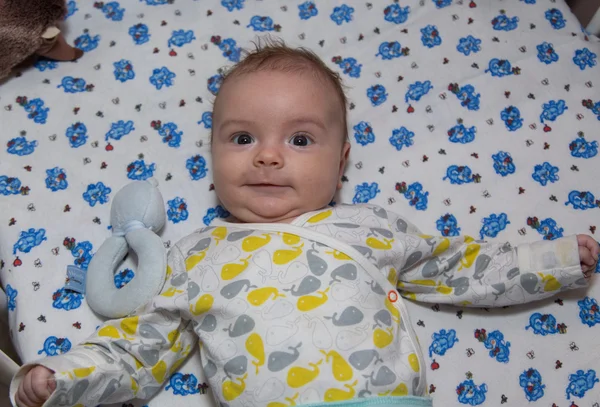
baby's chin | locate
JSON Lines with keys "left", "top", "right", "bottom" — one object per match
{"left": 228, "top": 198, "right": 318, "bottom": 224}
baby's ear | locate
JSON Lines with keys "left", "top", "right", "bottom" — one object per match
{"left": 337, "top": 142, "right": 351, "bottom": 189}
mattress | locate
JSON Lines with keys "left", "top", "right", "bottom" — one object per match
{"left": 1, "top": 0, "right": 599, "bottom": 405}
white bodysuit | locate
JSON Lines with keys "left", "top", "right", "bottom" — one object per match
{"left": 10, "top": 204, "right": 585, "bottom": 407}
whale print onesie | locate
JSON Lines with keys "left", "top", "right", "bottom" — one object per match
{"left": 10, "top": 204, "right": 585, "bottom": 407}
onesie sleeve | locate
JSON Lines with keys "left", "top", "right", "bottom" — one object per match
{"left": 384, "top": 210, "right": 587, "bottom": 307}
{"left": 10, "top": 245, "right": 198, "bottom": 407}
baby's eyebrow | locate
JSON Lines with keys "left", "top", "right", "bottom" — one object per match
{"left": 286, "top": 116, "right": 327, "bottom": 131}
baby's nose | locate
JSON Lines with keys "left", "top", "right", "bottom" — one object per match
{"left": 254, "top": 146, "right": 283, "bottom": 168}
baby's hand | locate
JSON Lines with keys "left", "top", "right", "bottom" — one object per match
{"left": 15, "top": 365, "right": 55, "bottom": 407}
{"left": 577, "top": 234, "right": 599, "bottom": 280}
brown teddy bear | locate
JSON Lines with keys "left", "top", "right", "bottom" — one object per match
{"left": 0, "top": 0, "right": 83, "bottom": 80}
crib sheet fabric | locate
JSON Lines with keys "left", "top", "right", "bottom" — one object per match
{"left": 1, "top": 0, "right": 599, "bottom": 406}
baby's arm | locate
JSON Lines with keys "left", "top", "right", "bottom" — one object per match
{"left": 11, "top": 245, "right": 197, "bottom": 407}
{"left": 386, "top": 212, "right": 591, "bottom": 307}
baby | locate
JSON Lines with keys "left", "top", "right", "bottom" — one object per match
{"left": 13, "top": 41, "right": 599, "bottom": 407}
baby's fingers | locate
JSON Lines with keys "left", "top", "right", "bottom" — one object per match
{"left": 577, "top": 235, "right": 599, "bottom": 260}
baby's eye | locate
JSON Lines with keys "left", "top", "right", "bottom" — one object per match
{"left": 232, "top": 133, "right": 254, "bottom": 145}
{"left": 289, "top": 133, "right": 313, "bottom": 147}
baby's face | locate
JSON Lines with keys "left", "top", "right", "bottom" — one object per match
{"left": 212, "top": 70, "right": 350, "bottom": 223}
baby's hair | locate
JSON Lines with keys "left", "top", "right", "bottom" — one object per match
{"left": 212, "top": 36, "right": 349, "bottom": 141}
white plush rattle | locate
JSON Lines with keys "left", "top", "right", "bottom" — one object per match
{"left": 84, "top": 178, "right": 167, "bottom": 319}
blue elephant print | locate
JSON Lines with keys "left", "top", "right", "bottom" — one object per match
{"left": 429, "top": 329, "right": 458, "bottom": 357}
{"left": 519, "top": 368, "right": 545, "bottom": 401}
{"left": 566, "top": 369, "right": 599, "bottom": 399}
{"left": 66, "top": 0, "right": 78, "bottom": 18}
{"left": 352, "top": 182, "right": 380, "bottom": 204}
{"left": 57, "top": 76, "right": 91, "bottom": 93}
{"left": 444, "top": 165, "right": 478, "bottom": 185}
{"left": 447, "top": 123, "right": 476, "bottom": 144}
{"left": 65, "top": 122, "right": 88, "bottom": 148}
{"left": 207, "top": 74, "right": 224, "bottom": 95}
{"left": 67, "top": 240, "right": 94, "bottom": 270}
{"left": 106, "top": 120, "right": 135, "bottom": 141}
{"left": 74, "top": 32, "right": 101, "bottom": 52}
{"left": 13, "top": 228, "right": 47, "bottom": 255}
{"left": 456, "top": 35, "right": 481, "bottom": 56}
{"left": 211, "top": 36, "right": 242, "bottom": 63}
{"left": 114, "top": 269, "right": 135, "bottom": 289}
{"left": 165, "top": 373, "right": 201, "bottom": 396}
{"left": 500, "top": 106, "right": 523, "bottom": 131}
{"left": 330, "top": 4, "right": 354, "bottom": 25}
{"left": 474, "top": 329, "right": 510, "bottom": 363}
{"left": 0, "top": 176, "right": 23, "bottom": 196}
{"left": 168, "top": 29, "right": 196, "bottom": 48}
{"left": 187, "top": 155, "right": 208, "bottom": 180}
{"left": 203, "top": 205, "right": 230, "bottom": 226}
{"left": 353, "top": 121, "right": 375, "bottom": 146}
{"left": 491, "top": 14, "right": 519, "bottom": 31}
{"left": 367, "top": 84, "right": 388, "bottom": 106}
{"left": 436, "top": 214, "right": 461, "bottom": 236}
{"left": 433, "top": 0, "right": 452, "bottom": 8}
{"left": 221, "top": 0, "right": 244, "bottom": 12}
{"left": 479, "top": 213, "right": 510, "bottom": 239}
{"left": 420, "top": 25, "right": 441, "bottom": 48}
{"left": 94, "top": 1, "right": 125, "bottom": 21}
{"left": 545, "top": 8, "right": 566, "bottom": 29}
{"left": 537, "top": 42, "right": 559, "bottom": 64}
{"left": 573, "top": 48, "right": 597, "bottom": 70}
{"left": 525, "top": 312, "right": 560, "bottom": 335}
{"left": 389, "top": 126, "right": 414, "bottom": 151}
{"left": 151, "top": 121, "right": 183, "bottom": 148}
{"left": 167, "top": 197, "right": 189, "bottom": 224}
{"left": 456, "top": 379, "right": 487, "bottom": 406}
{"left": 129, "top": 23, "right": 150, "bottom": 45}
{"left": 565, "top": 190, "right": 598, "bottom": 210}
{"left": 34, "top": 59, "right": 58, "bottom": 71}
{"left": 397, "top": 182, "right": 429, "bottom": 211}
{"left": 332, "top": 56, "right": 362, "bottom": 78}
{"left": 6, "top": 285, "right": 17, "bottom": 311}
{"left": 577, "top": 297, "right": 600, "bottom": 327}
{"left": 540, "top": 99, "right": 567, "bottom": 125}
{"left": 7, "top": 136, "right": 37, "bottom": 156}
{"left": 38, "top": 336, "right": 72, "bottom": 356}
{"left": 520, "top": 0, "right": 536, "bottom": 3}
{"left": 198, "top": 112, "right": 213, "bottom": 129}
{"left": 83, "top": 182, "right": 112, "bottom": 206}
{"left": 45, "top": 167, "right": 68, "bottom": 192}
{"left": 383, "top": 4, "right": 410, "bottom": 24}
{"left": 405, "top": 80, "right": 432, "bottom": 103}
{"left": 570, "top": 136, "right": 598, "bottom": 159}
{"left": 298, "top": 1, "right": 317, "bottom": 20}
{"left": 16, "top": 96, "right": 49, "bottom": 124}
{"left": 527, "top": 217, "right": 564, "bottom": 240}
{"left": 52, "top": 288, "right": 83, "bottom": 311}
{"left": 581, "top": 98, "right": 600, "bottom": 120}
{"left": 113, "top": 59, "right": 135, "bottom": 82}
{"left": 531, "top": 162, "right": 559, "bottom": 186}
{"left": 248, "top": 16, "right": 278, "bottom": 32}
{"left": 376, "top": 41, "right": 408, "bottom": 60}
{"left": 150, "top": 67, "right": 176, "bottom": 90}
{"left": 492, "top": 151, "right": 516, "bottom": 176}
{"left": 486, "top": 58, "right": 519, "bottom": 77}
{"left": 127, "top": 160, "right": 156, "bottom": 181}
{"left": 448, "top": 83, "right": 480, "bottom": 111}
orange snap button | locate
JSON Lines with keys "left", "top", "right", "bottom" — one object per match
{"left": 388, "top": 290, "right": 398, "bottom": 302}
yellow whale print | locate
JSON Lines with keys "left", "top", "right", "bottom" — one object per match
{"left": 242, "top": 234, "right": 272, "bottom": 252}
{"left": 267, "top": 393, "right": 299, "bottom": 407}
{"left": 307, "top": 209, "right": 332, "bottom": 224}
{"left": 185, "top": 250, "right": 207, "bottom": 271}
{"left": 409, "top": 279, "right": 453, "bottom": 295}
{"left": 408, "top": 353, "right": 420, "bottom": 372}
{"left": 325, "top": 249, "right": 352, "bottom": 261}
{"left": 320, "top": 350, "right": 353, "bottom": 381}
{"left": 222, "top": 255, "right": 252, "bottom": 280}
{"left": 298, "top": 287, "right": 330, "bottom": 312}
{"left": 65, "top": 366, "right": 96, "bottom": 381}
{"left": 246, "top": 333, "right": 265, "bottom": 374}
{"left": 287, "top": 360, "right": 323, "bottom": 388}
{"left": 458, "top": 243, "right": 480, "bottom": 271}
{"left": 387, "top": 268, "right": 397, "bottom": 285}
{"left": 152, "top": 360, "right": 168, "bottom": 383}
{"left": 189, "top": 294, "right": 213, "bottom": 316}
{"left": 279, "top": 232, "right": 301, "bottom": 246}
{"left": 222, "top": 373, "right": 248, "bottom": 401}
{"left": 212, "top": 227, "right": 227, "bottom": 244}
{"left": 161, "top": 287, "right": 184, "bottom": 298}
{"left": 274, "top": 243, "right": 304, "bottom": 265}
{"left": 324, "top": 380, "right": 358, "bottom": 402}
{"left": 373, "top": 327, "right": 394, "bottom": 348}
{"left": 432, "top": 237, "right": 450, "bottom": 257}
{"left": 366, "top": 237, "right": 394, "bottom": 250}
{"left": 378, "top": 383, "right": 408, "bottom": 397}
{"left": 98, "top": 325, "right": 134, "bottom": 341}
{"left": 538, "top": 273, "right": 561, "bottom": 291}
{"left": 248, "top": 287, "right": 286, "bottom": 306}
{"left": 120, "top": 316, "right": 139, "bottom": 336}
{"left": 384, "top": 297, "right": 400, "bottom": 323}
